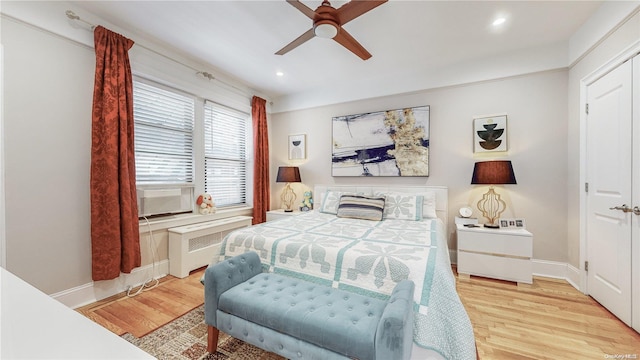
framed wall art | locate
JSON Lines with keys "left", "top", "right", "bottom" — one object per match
{"left": 474, "top": 114, "right": 507, "bottom": 153}
{"left": 331, "top": 105, "right": 430, "bottom": 177}
{"left": 288, "top": 134, "right": 306, "bottom": 160}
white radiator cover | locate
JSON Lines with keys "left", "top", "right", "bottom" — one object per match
{"left": 167, "top": 216, "right": 252, "bottom": 278}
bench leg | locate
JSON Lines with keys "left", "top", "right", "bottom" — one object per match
{"left": 207, "top": 326, "right": 220, "bottom": 353}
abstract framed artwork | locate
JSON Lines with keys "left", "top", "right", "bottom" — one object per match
{"left": 473, "top": 114, "right": 507, "bottom": 153}
{"left": 332, "top": 105, "right": 429, "bottom": 177}
{"left": 288, "top": 134, "right": 306, "bottom": 160}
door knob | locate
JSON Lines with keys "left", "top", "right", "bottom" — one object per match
{"left": 633, "top": 206, "right": 640, "bottom": 216}
{"left": 609, "top": 204, "right": 632, "bottom": 212}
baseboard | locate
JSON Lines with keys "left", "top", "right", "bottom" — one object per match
{"left": 53, "top": 257, "right": 584, "bottom": 309}
{"left": 452, "top": 256, "right": 582, "bottom": 291}
{"left": 51, "top": 259, "right": 169, "bottom": 309}
{"left": 532, "top": 259, "right": 567, "bottom": 279}
{"left": 565, "top": 263, "right": 582, "bottom": 292}
{"left": 532, "top": 259, "right": 582, "bottom": 292}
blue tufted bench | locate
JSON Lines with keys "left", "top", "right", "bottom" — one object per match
{"left": 204, "top": 251, "right": 415, "bottom": 360}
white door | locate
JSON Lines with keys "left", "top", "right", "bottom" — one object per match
{"left": 632, "top": 55, "right": 640, "bottom": 332}
{"left": 586, "top": 59, "right": 633, "bottom": 326}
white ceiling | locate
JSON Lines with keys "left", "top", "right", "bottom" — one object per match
{"left": 70, "top": 1, "right": 603, "bottom": 112}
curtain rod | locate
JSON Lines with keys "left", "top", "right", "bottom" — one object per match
{"left": 65, "top": 10, "right": 248, "bottom": 96}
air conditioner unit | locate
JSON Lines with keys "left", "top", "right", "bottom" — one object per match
{"left": 137, "top": 185, "right": 194, "bottom": 217}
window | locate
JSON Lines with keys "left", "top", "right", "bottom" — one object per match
{"left": 204, "top": 101, "right": 249, "bottom": 207}
{"left": 133, "top": 80, "right": 194, "bottom": 185}
{"left": 133, "top": 78, "right": 251, "bottom": 213}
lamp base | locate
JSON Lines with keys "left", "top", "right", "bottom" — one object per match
{"left": 477, "top": 186, "right": 507, "bottom": 229}
{"left": 284, "top": 209, "right": 293, "bottom": 213}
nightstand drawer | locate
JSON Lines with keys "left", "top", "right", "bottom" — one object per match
{"left": 458, "top": 251, "right": 532, "bottom": 283}
{"left": 458, "top": 231, "right": 531, "bottom": 258}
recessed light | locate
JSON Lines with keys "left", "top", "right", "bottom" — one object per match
{"left": 492, "top": 17, "right": 506, "bottom": 26}
{"left": 276, "top": 71, "right": 284, "bottom": 77}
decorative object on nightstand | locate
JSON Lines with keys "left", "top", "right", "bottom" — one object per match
{"left": 499, "top": 218, "right": 526, "bottom": 229}
{"left": 471, "top": 160, "right": 517, "bottom": 228}
{"left": 300, "top": 190, "right": 313, "bottom": 211}
{"left": 276, "top": 166, "right": 301, "bottom": 212}
{"left": 455, "top": 206, "right": 478, "bottom": 225}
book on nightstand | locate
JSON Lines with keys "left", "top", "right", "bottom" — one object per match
{"left": 454, "top": 216, "right": 479, "bottom": 225}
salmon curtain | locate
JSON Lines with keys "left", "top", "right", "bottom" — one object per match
{"left": 252, "top": 96, "right": 270, "bottom": 224}
{"left": 90, "top": 26, "right": 141, "bottom": 281}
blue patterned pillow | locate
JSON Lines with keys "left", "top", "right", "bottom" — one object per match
{"left": 336, "top": 195, "right": 385, "bottom": 221}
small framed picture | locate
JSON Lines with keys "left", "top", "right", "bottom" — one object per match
{"left": 473, "top": 114, "right": 508, "bottom": 153}
{"left": 288, "top": 134, "right": 306, "bottom": 160}
{"left": 499, "top": 218, "right": 526, "bottom": 229}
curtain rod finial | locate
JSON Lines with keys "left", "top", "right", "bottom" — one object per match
{"left": 197, "top": 71, "right": 215, "bottom": 81}
{"left": 65, "top": 10, "right": 80, "bottom": 20}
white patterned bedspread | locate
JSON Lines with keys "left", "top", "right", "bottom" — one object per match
{"left": 219, "top": 211, "right": 476, "bottom": 360}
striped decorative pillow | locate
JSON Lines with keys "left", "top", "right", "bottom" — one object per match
{"left": 336, "top": 195, "right": 385, "bottom": 221}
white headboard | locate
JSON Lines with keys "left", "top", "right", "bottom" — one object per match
{"left": 313, "top": 185, "right": 448, "bottom": 231}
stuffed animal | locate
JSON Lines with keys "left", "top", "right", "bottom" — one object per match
{"left": 196, "top": 193, "right": 216, "bottom": 215}
{"left": 300, "top": 191, "right": 313, "bottom": 211}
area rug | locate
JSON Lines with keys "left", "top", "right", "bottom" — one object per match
{"left": 122, "top": 305, "right": 284, "bottom": 360}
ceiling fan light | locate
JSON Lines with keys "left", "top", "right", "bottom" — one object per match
{"left": 314, "top": 23, "right": 338, "bottom": 39}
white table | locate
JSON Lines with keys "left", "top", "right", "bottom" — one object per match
{"left": 456, "top": 224, "right": 533, "bottom": 285}
{"left": 1, "top": 268, "right": 154, "bottom": 359}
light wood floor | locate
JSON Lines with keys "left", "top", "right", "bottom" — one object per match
{"left": 454, "top": 269, "right": 640, "bottom": 359}
{"left": 77, "top": 269, "right": 205, "bottom": 337}
{"left": 79, "top": 267, "right": 640, "bottom": 359}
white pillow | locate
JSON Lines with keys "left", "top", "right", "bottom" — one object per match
{"left": 375, "top": 191, "right": 437, "bottom": 219}
{"left": 422, "top": 191, "right": 437, "bottom": 218}
{"left": 379, "top": 193, "right": 423, "bottom": 220}
{"left": 320, "top": 190, "right": 355, "bottom": 215}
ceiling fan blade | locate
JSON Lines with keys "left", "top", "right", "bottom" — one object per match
{"left": 336, "top": 0, "right": 387, "bottom": 25}
{"left": 333, "top": 28, "right": 372, "bottom": 60}
{"left": 286, "top": 0, "right": 317, "bottom": 19}
{"left": 275, "top": 28, "right": 316, "bottom": 55}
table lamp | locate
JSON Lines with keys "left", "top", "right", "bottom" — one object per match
{"left": 471, "top": 160, "right": 517, "bottom": 228}
{"left": 276, "top": 166, "right": 301, "bottom": 212}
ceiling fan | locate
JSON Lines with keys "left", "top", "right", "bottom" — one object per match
{"left": 275, "top": 0, "right": 388, "bottom": 60}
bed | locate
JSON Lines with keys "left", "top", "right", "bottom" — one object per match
{"left": 218, "top": 185, "right": 476, "bottom": 360}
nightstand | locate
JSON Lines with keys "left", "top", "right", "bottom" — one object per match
{"left": 266, "top": 209, "right": 305, "bottom": 222}
{"left": 456, "top": 224, "right": 533, "bottom": 285}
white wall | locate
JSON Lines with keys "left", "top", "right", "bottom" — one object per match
{"left": 2, "top": 17, "right": 95, "bottom": 294}
{"left": 0, "top": 2, "right": 259, "bottom": 305}
{"left": 270, "top": 70, "right": 569, "bottom": 263}
{"left": 1, "top": 44, "right": 6, "bottom": 269}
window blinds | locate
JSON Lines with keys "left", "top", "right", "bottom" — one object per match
{"left": 204, "top": 101, "right": 248, "bottom": 207}
{"left": 133, "top": 81, "right": 195, "bottom": 185}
